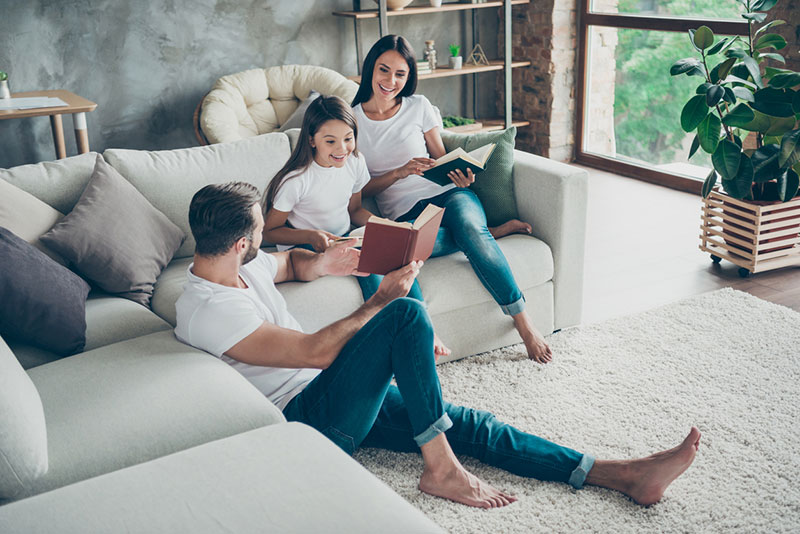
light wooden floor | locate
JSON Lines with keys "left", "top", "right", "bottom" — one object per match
{"left": 578, "top": 165, "right": 800, "bottom": 325}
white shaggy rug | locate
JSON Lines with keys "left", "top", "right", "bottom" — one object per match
{"left": 354, "top": 288, "right": 800, "bottom": 533}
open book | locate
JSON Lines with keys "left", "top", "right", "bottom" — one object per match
{"left": 356, "top": 204, "right": 445, "bottom": 275}
{"left": 422, "top": 143, "right": 496, "bottom": 186}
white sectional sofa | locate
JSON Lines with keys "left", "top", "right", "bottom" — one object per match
{"left": 0, "top": 131, "right": 588, "bottom": 532}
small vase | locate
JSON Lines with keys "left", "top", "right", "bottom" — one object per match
{"left": 429, "top": 0, "right": 442, "bottom": 6}
{"left": 0, "top": 80, "right": 10, "bottom": 100}
{"left": 449, "top": 56, "right": 462, "bottom": 70}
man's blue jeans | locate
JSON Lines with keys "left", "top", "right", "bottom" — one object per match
{"left": 360, "top": 188, "right": 526, "bottom": 316}
{"left": 282, "top": 298, "right": 594, "bottom": 488}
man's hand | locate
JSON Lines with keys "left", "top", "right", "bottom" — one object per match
{"left": 306, "top": 230, "right": 339, "bottom": 252}
{"left": 318, "top": 238, "right": 361, "bottom": 276}
{"left": 447, "top": 168, "right": 475, "bottom": 188}
{"left": 369, "top": 261, "right": 422, "bottom": 307}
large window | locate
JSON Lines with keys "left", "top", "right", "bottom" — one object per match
{"left": 577, "top": 0, "right": 748, "bottom": 191}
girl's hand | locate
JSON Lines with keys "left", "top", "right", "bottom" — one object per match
{"left": 397, "top": 158, "right": 435, "bottom": 180}
{"left": 447, "top": 168, "right": 475, "bottom": 188}
{"left": 307, "top": 230, "right": 339, "bottom": 252}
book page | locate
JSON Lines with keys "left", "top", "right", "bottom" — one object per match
{"left": 412, "top": 204, "right": 444, "bottom": 230}
{"left": 467, "top": 143, "right": 495, "bottom": 166}
{"left": 432, "top": 147, "right": 468, "bottom": 167}
{"left": 367, "top": 215, "right": 413, "bottom": 229}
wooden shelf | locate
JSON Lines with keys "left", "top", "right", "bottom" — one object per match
{"left": 333, "top": 0, "right": 530, "bottom": 19}
{"left": 347, "top": 60, "right": 530, "bottom": 82}
{"left": 444, "top": 119, "right": 531, "bottom": 133}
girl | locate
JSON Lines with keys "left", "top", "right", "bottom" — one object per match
{"left": 262, "top": 95, "right": 450, "bottom": 357}
{"left": 351, "top": 35, "right": 553, "bottom": 363}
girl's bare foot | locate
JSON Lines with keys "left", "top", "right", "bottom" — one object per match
{"left": 489, "top": 219, "right": 532, "bottom": 240}
{"left": 512, "top": 311, "right": 552, "bottom": 363}
{"left": 434, "top": 333, "right": 451, "bottom": 360}
{"left": 419, "top": 464, "right": 517, "bottom": 509}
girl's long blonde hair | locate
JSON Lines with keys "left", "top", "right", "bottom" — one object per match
{"left": 264, "top": 95, "right": 359, "bottom": 212}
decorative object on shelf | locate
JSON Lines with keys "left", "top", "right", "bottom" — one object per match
{"left": 465, "top": 44, "right": 490, "bottom": 66}
{"left": 448, "top": 43, "right": 462, "bottom": 70}
{"left": 442, "top": 115, "right": 476, "bottom": 129}
{"left": 429, "top": 0, "right": 443, "bottom": 6}
{"left": 417, "top": 59, "right": 432, "bottom": 75}
{"left": 423, "top": 40, "right": 438, "bottom": 71}
{"left": 372, "top": 0, "right": 413, "bottom": 10}
{"left": 668, "top": 0, "right": 800, "bottom": 277}
{"left": 0, "top": 71, "right": 10, "bottom": 100}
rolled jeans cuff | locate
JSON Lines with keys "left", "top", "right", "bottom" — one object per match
{"left": 500, "top": 295, "right": 526, "bottom": 316}
{"left": 413, "top": 413, "right": 453, "bottom": 447}
{"left": 568, "top": 453, "right": 595, "bottom": 489}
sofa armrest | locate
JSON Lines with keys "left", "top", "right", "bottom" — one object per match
{"left": 512, "top": 150, "right": 588, "bottom": 329}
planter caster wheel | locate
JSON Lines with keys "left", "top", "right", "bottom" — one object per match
{"left": 738, "top": 267, "right": 751, "bottom": 278}
{"left": 710, "top": 254, "right": 721, "bottom": 264}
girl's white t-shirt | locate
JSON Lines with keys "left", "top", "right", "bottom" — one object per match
{"left": 175, "top": 251, "right": 320, "bottom": 410}
{"left": 353, "top": 95, "right": 455, "bottom": 220}
{"left": 271, "top": 154, "right": 371, "bottom": 251}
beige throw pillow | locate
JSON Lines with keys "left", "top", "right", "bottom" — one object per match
{"left": 0, "top": 179, "right": 65, "bottom": 264}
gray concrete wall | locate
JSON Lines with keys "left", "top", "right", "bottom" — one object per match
{"left": 0, "top": 0, "right": 502, "bottom": 169}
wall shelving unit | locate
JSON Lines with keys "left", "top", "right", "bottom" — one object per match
{"left": 333, "top": 0, "right": 530, "bottom": 133}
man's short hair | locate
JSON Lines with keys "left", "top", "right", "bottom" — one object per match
{"left": 188, "top": 182, "right": 261, "bottom": 256}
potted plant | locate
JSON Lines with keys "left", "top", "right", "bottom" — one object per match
{"left": 670, "top": 0, "right": 800, "bottom": 277}
{"left": 448, "top": 44, "right": 462, "bottom": 70}
{"left": 0, "top": 71, "right": 10, "bottom": 99}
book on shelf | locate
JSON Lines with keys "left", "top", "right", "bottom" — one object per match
{"left": 416, "top": 59, "right": 432, "bottom": 74}
{"left": 356, "top": 204, "right": 445, "bottom": 275}
{"left": 421, "top": 143, "right": 496, "bottom": 186}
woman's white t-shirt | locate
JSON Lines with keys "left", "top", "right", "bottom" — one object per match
{"left": 271, "top": 154, "right": 371, "bottom": 251}
{"left": 174, "top": 251, "right": 320, "bottom": 410}
{"left": 353, "top": 95, "right": 455, "bottom": 220}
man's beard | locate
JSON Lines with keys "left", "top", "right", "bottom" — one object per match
{"left": 242, "top": 241, "right": 258, "bottom": 265}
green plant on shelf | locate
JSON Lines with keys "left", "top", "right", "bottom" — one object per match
{"left": 0, "top": 71, "right": 7, "bottom": 81}
{"left": 669, "top": 0, "right": 800, "bottom": 202}
{"left": 448, "top": 44, "right": 460, "bottom": 58}
{"left": 442, "top": 116, "right": 475, "bottom": 128}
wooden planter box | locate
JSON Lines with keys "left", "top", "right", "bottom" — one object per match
{"left": 700, "top": 190, "right": 800, "bottom": 277}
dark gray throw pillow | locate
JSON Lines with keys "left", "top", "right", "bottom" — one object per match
{"left": 40, "top": 155, "right": 185, "bottom": 307}
{"left": 0, "top": 227, "right": 90, "bottom": 356}
{"left": 279, "top": 91, "right": 321, "bottom": 132}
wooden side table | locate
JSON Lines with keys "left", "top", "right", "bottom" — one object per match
{"left": 0, "top": 90, "right": 97, "bottom": 159}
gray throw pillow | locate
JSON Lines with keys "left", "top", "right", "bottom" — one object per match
{"left": 0, "top": 227, "right": 90, "bottom": 356}
{"left": 40, "top": 155, "right": 185, "bottom": 307}
{"left": 0, "top": 335, "right": 48, "bottom": 499}
{"left": 278, "top": 91, "right": 320, "bottom": 132}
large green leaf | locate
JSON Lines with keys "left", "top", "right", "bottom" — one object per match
{"left": 758, "top": 52, "right": 786, "bottom": 64}
{"left": 698, "top": 113, "right": 722, "bottom": 153}
{"left": 752, "top": 87, "right": 794, "bottom": 117}
{"left": 689, "top": 135, "right": 701, "bottom": 159}
{"left": 743, "top": 109, "right": 773, "bottom": 132}
{"left": 723, "top": 74, "right": 757, "bottom": 89}
{"left": 681, "top": 95, "right": 709, "bottom": 132}
{"left": 701, "top": 168, "right": 718, "bottom": 198}
{"left": 696, "top": 82, "right": 713, "bottom": 94}
{"left": 752, "top": 0, "right": 779, "bottom": 11}
{"left": 777, "top": 168, "right": 800, "bottom": 201}
{"left": 722, "top": 103, "right": 756, "bottom": 127}
{"left": 706, "top": 85, "right": 724, "bottom": 107}
{"left": 780, "top": 130, "right": 800, "bottom": 168}
{"left": 794, "top": 90, "right": 800, "bottom": 114}
{"left": 766, "top": 116, "right": 798, "bottom": 136}
{"left": 693, "top": 26, "right": 714, "bottom": 50}
{"left": 712, "top": 140, "right": 742, "bottom": 180}
{"left": 751, "top": 144, "right": 781, "bottom": 182}
{"left": 723, "top": 87, "right": 737, "bottom": 105}
{"left": 670, "top": 58, "right": 702, "bottom": 76}
{"left": 742, "top": 56, "right": 764, "bottom": 88}
{"left": 707, "top": 37, "right": 730, "bottom": 56}
{"left": 743, "top": 12, "right": 768, "bottom": 22}
{"left": 755, "top": 33, "right": 787, "bottom": 51}
{"left": 721, "top": 154, "right": 754, "bottom": 199}
{"left": 713, "top": 58, "right": 737, "bottom": 83}
{"left": 733, "top": 86, "right": 755, "bottom": 102}
{"left": 769, "top": 73, "right": 800, "bottom": 89}
{"left": 755, "top": 20, "right": 785, "bottom": 38}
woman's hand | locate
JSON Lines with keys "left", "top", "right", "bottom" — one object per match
{"left": 306, "top": 230, "right": 340, "bottom": 252}
{"left": 447, "top": 168, "right": 475, "bottom": 188}
{"left": 396, "top": 158, "right": 435, "bottom": 180}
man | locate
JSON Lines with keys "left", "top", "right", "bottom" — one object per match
{"left": 175, "top": 182, "right": 701, "bottom": 509}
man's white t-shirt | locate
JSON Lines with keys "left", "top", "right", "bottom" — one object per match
{"left": 353, "top": 95, "right": 455, "bottom": 221}
{"left": 271, "top": 154, "right": 371, "bottom": 251}
{"left": 174, "top": 251, "right": 320, "bottom": 410}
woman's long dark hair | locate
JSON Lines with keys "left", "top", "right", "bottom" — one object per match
{"left": 264, "top": 95, "right": 359, "bottom": 211}
{"left": 351, "top": 34, "right": 417, "bottom": 107}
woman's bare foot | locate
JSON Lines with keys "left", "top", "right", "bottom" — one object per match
{"left": 419, "top": 464, "right": 517, "bottom": 509}
{"left": 512, "top": 311, "right": 552, "bottom": 363}
{"left": 434, "top": 333, "right": 452, "bottom": 360}
{"left": 489, "top": 219, "right": 532, "bottom": 240}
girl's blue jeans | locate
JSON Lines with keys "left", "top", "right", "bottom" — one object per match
{"left": 282, "top": 298, "right": 594, "bottom": 489}
{"left": 359, "top": 188, "right": 526, "bottom": 316}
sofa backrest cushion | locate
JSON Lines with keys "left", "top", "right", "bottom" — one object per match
{"left": 0, "top": 178, "right": 66, "bottom": 264}
{"left": 0, "top": 335, "right": 48, "bottom": 499}
{"left": 104, "top": 133, "right": 292, "bottom": 258}
{"left": 0, "top": 152, "right": 98, "bottom": 215}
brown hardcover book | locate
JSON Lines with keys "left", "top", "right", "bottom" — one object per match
{"left": 357, "top": 204, "right": 445, "bottom": 275}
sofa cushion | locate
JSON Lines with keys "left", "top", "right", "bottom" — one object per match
{"left": 278, "top": 90, "right": 320, "bottom": 131}
{"left": 0, "top": 336, "right": 48, "bottom": 500}
{"left": 16, "top": 330, "right": 284, "bottom": 499}
{"left": 0, "top": 178, "right": 65, "bottom": 264}
{"left": 0, "top": 228, "right": 90, "bottom": 356}
{"left": 10, "top": 293, "right": 173, "bottom": 370}
{"left": 441, "top": 127, "right": 519, "bottom": 227}
{"left": 40, "top": 156, "right": 185, "bottom": 307}
{"left": 151, "top": 257, "right": 192, "bottom": 326}
{"left": 0, "top": 423, "right": 444, "bottom": 533}
{"left": 104, "top": 133, "right": 292, "bottom": 258}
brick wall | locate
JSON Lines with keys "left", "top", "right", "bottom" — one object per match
{"left": 769, "top": 1, "right": 799, "bottom": 75}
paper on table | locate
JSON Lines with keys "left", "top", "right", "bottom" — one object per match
{"left": 0, "top": 97, "right": 69, "bottom": 110}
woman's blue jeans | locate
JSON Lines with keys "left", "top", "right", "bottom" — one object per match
{"left": 361, "top": 188, "right": 526, "bottom": 316}
{"left": 282, "top": 298, "right": 594, "bottom": 488}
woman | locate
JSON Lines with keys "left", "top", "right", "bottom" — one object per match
{"left": 352, "top": 34, "right": 552, "bottom": 363}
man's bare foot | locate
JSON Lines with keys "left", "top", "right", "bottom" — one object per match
{"left": 419, "top": 464, "right": 517, "bottom": 509}
{"left": 489, "top": 219, "right": 532, "bottom": 240}
{"left": 512, "top": 311, "right": 552, "bottom": 363}
{"left": 434, "top": 333, "right": 451, "bottom": 360}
